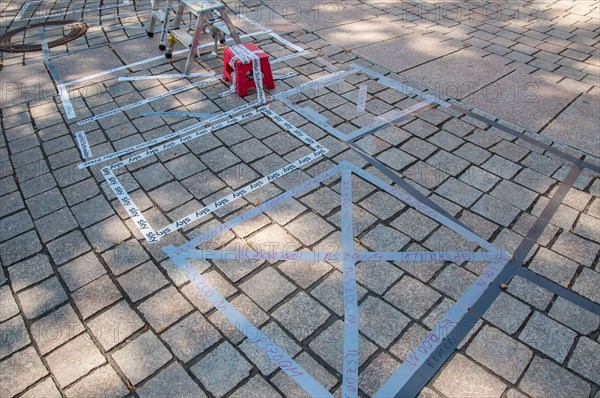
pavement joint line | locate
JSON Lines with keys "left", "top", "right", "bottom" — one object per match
{"left": 38, "top": 28, "right": 77, "bottom": 119}
{"left": 103, "top": 107, "right": 328, "bottom": 243}
{"left": 165, "top": 160, "right": 508, "bottom": 397}
{"left": 379, "top": 163, "right": 583, "bottom": 397}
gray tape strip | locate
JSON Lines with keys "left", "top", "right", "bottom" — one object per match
{"left": 164, "top": 250, "right": 334, "bottom": 398}
{"left": 516, "top": 268, "right": 599, "bottom": 316}
{"left": 316, "top": 56, "right": 340, "bottom": 72}
{"left": 347, "top": 101, "right": 432, "bottom": 141}
{"left": 344, "top": 160, "right": 507, "bottom": 257}
{"left": 77, "top": 77, "right": 219, "bottom": 125}
{"left": 38, "top": 29, "right": 76, "bottom": 119}
{"left": 451, "top": 105, "right": 600, "bottom": 174}
{"left": 351, "top": 63, "right": 450, "bottom": 108}
{"left": 355, "top": 84, "right": 367, "bottom": 114}
{"left": 188, "top": 250, "right": 492, "bottom": 263}
{"left": 376, "top": 165, "right": 582, "bottom": 398}
{"left": 174, "top": 164, "right": 342, "bottom": 253}
{"left": 340, "top": 168, "right": 359, "bottom": 398}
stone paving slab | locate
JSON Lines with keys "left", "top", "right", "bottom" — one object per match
{"left": 352, "top": 32, "right": 462, "bottom": 73}
{"left": 542, "top": 90, "right": 600, "bottom": 157}
{"left": 0, "top": 1, "right": 599, "bottom": 397}
{"left": 464, "top": 69, "right": 581, "bottom": 132}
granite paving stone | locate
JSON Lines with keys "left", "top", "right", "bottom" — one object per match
{"left": 240, "top": 267, "right": 296, "bottom": 311}
{"left": 34, "top": 207, "right": 79, "bottom": 242}
{"left": 551, "top": 231, "right": 599, "bottom": 267}
{"left": 30, "top": 304, "right": 85, "bottom": 355}
{"left": 467, "top": 326, "right": 533, "bottom": 383}
{"left": 230, "top": 375, "right": 281, "bottom": 398}
{"left": 7, "top": 254, "right": 54, "bottom": 292}
{"left": 138, "top": 286, "right": 192, "bottom": 330}
{"left": 17, "top": 276, "right": 68, "bottom": 320}
{"left": 490, "top": 180, "right": 538, "bottom": 210}
{"left": 286, "top": 212, "right": 335, "bottom": 246}
{"left": 45, "top": 230, "right": 90, "bottom": 265}
{"left": 162, "top": 311, "right": 221, "bottom": 362}
{"left": 567, "top": 337, "right": 600, "bottom": 385}
{"left": 472, "top": 194, "right": 521, "bottom": 227}
{"left": 59, "top": 252, "right": 106, "bottom": 292}
{"left": 355, "top": 260, "right": 403, "bottom": 295}
{"left": 45, "top": 333, "right": 106, "bottom": 388}
{"left": 0, "top": 347, "right": 48, "bottom": 398}
{"left": 239, "top": 322, "right": 301, "bottom": 376}
{"left": 506, "top": 275, "right": 554, "bottom": 310}
{"left": 190, "top": 341, "right": 252, "bottom": 396}
{"left": 359, "top": 352, "right": 401, "bottom": 396}
{"left": 0, "top": 315, "right": 30, "bottom": 359}
{"left": 548, "top": 297, "right": 600, "bottom": 335}
{"left": 117, "top": 261, "right": 169, "bottom": 303}
{"left": 20, "top": 378, "right": 61, "bottom": 398}
{"left": 483, "top": 292, "right": 531, "bottom": 334}
{"left": 101, "top": 239, "right": 150, "bottom": 276}
{"left": 311, "top": 270, "right": 366, "bottom": 316}
{"left": 72, "top": 274, "right": 122, "bottom": 319}
{"left": 84, "top": 216, "right": 131, "bottom": 252}
{"left": 359, "top": 296, "right": 411, "bottom": 348}
{"left": 571, "top": 267, "right": 600, "bottom": 304}
{"left": 519, "top": 312, "right": 577, "bottom": 363}
{"left": 309, "top": 319, "right": 378, "bottom": 373}
{"left": 138, "top": 363, "right": 206, "bottom": 398}
{"left": 87, "top": 300, "right": 145, "bottom": 351}
{"left": 0, "top": 285, "right": 20, "bottom": 321}
{"left": 519, "top": 357, "right": 591, "bottom": 398}
{"left": 112, "top": 331, "right": 172, "bottom": 385}
{"left": 207, "top": 294, "right": 268, "bottom": 344}
{"left": 433, "top": 354, "right": 507, "bottom": 398}
{"left": 272, "top": 291, "right": 330, "bottom": 341}
{"left": 527, "top": 247, "right": 579, "bottom": 287}
{"left": 64, "top": 365, "right": 128, "bottom": 398}
{"left": 385, "top": 275, "right": 441, "bottom": 319}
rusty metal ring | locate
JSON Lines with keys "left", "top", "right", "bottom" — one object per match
{"left": 0, "top": 21, "right": 87, "bottom": 52}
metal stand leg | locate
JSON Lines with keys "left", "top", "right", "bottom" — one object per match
{"left": 219, "top": 10, "right": 241, "bottom": 44}
{"left": 147, "top": 0, "right": 159, "bottom": 37}
{"left": 158, "top": 0, "right": 173, "bottom": 50}
{"left": 185, "top": 13, "right": 205, "bottom": 74}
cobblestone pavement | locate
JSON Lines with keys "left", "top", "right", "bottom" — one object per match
{"left": 0, "top": 0, "right": 599, "bottom": 397}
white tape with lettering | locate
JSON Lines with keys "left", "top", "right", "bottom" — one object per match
{"left": 75, "top": 131, "right": 93, "bottom": 158}
{"left": 77, "top": 77, "right": 220, "bottom": 125}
